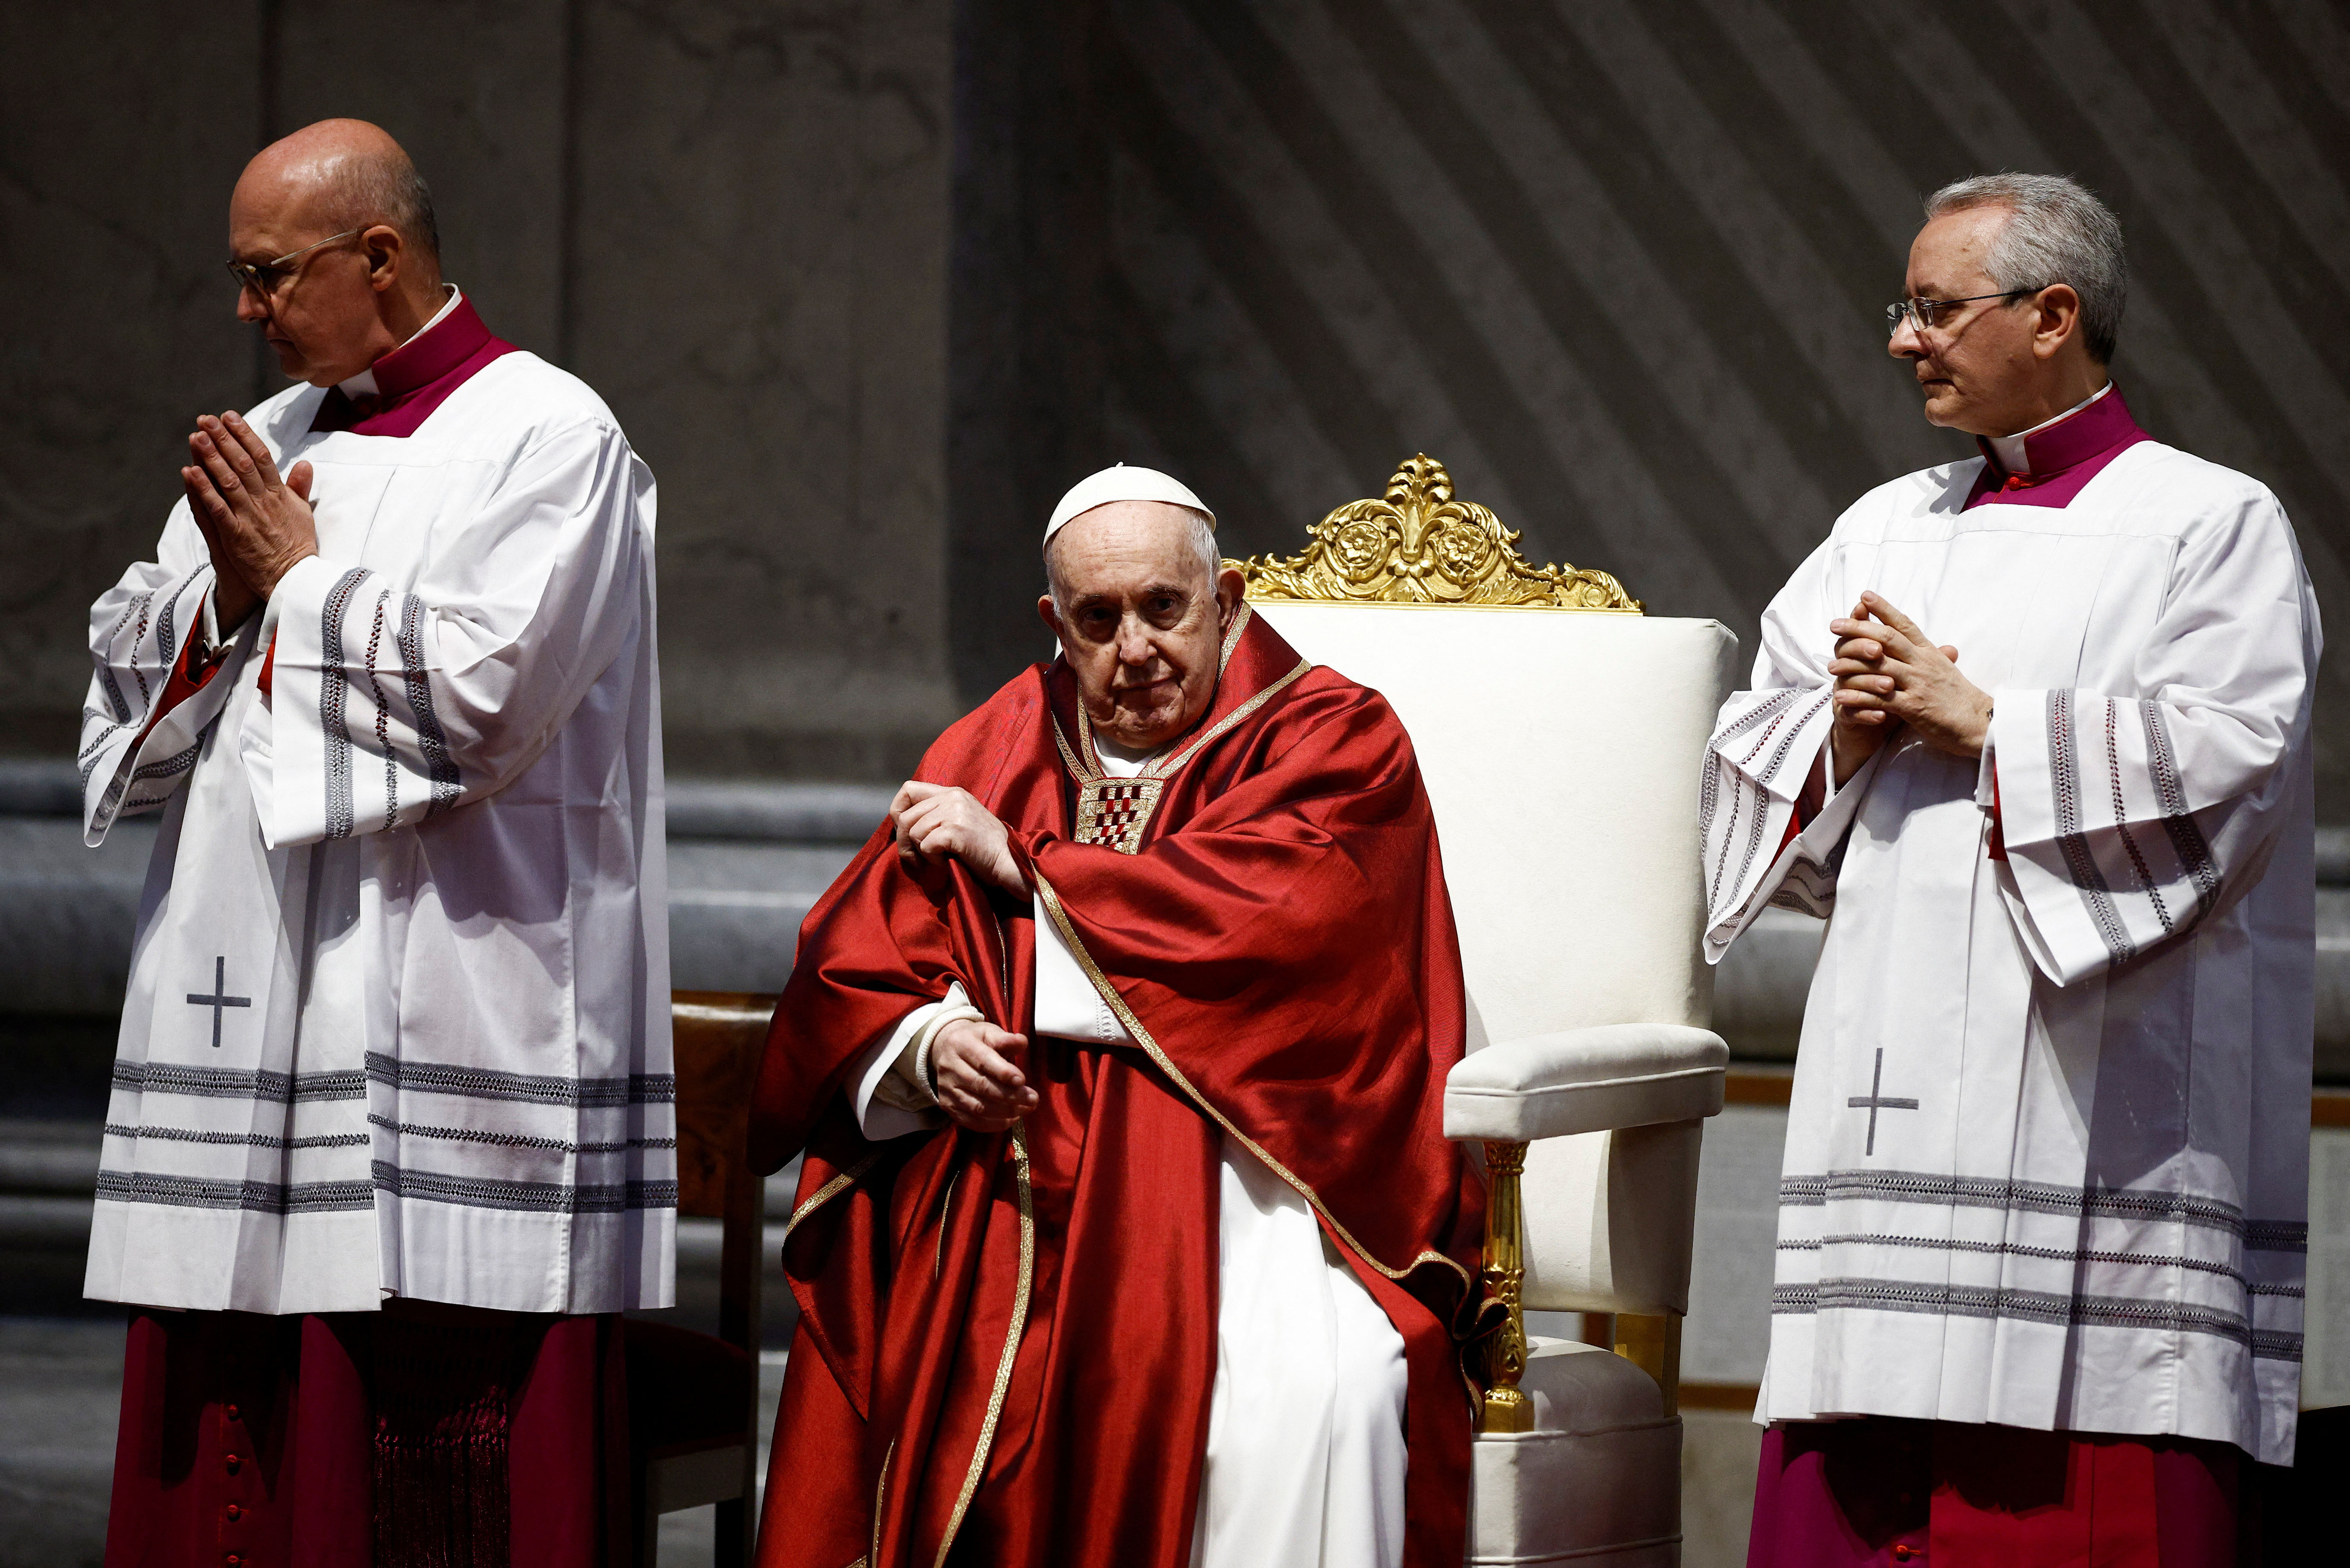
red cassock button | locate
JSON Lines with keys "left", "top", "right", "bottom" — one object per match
{"left": 224, "top": 1453, "right": 241, "bottom": 1473}
{"left": 226, "top": 1556, "right": 242, "bottom": 1566}
{"left": 225, "top": 1506, "right": 241, "bottom": 1521}
{"left": 1891, "top": 1546, "right": 1921, "bottom": 1562}
{"left": 224, "top": 1404, "right": 240, "bottom": 1421}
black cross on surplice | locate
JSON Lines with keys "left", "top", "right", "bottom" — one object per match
{"left": 1848, "top": 1048, "right": 1919, "bottom": 1156}
{"left": 185, "top": 956, "right": 251, "bottom": 1050}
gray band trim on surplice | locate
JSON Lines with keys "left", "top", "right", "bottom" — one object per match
{"left": 1780, "top": 1169, "right": 2306, "bottom": 1249}
{"left": 1770, "top": 1277, "right": 2304, "bottom": 1362}
{"left": 364, "top": 1052, "right": 676, "bottom": 1107}
{"left": 94, "top": 1170, "right": 373, "bottom": 1213}
{"left": 152, "top": 566, "right": 204, "bottom": 687}
{"left": 2140, "top": 699, "right": 2222, "bottom": 921}
{"left": 368, "top": 1113, "right": 677, "bottom": 1154}
{"left": 2048, "top": 688, "right": 2136, "bottom": 964}
{"left": 320, "top": 566, "right": 373, "bottom": 840}
{"left": 1776, "top": 1231, "right": 2304, "bottom": 1295}
{"left": 371, "top": 1162, "right": 678, "bottom": 1213}
{"left": 396, "top": 593, "right": 461, "bottom": 818}
{"left": 2100, "top": 700, "right": 2174, "bottom": 936}
{"left": 94, "top": 590, "right": 151, "bottom": 724}
{"left": 105, "top": 1123, "right": 368, "bottom": 1151}
{"left": 112, "top": 1062, "right": 368, "bottom": 1103}
{"left": 363, "top": 590, "right": 399, "bottom": 829}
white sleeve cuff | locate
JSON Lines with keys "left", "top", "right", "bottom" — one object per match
{"left": 1031, "top": 893, "right": 1134, "bottom": 1045}
{"left": 847, "top": 981, "right": 973, "bottom": 1140}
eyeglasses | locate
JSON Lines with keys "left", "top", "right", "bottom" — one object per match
{"left": 1885, "top": 287, "right": 2046, "bottom": 337}
{"left": 224, "top": 229, "right": 364, "bottom": 302}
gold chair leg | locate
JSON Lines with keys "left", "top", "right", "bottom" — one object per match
{"left": 1612, "top": 1311, "right": 1682, "bottom": 1416}
{"left": 1478, "top": 1139, "right": 1532, "bottom": 1434}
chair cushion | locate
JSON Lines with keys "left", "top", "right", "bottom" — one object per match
{"left": 623, "top": 1319, "right": 752, "bottom": 1453}
{"left": 1445, "top": 1023, "right": 1727, "bottom": 1142}
{"left": 1516, "top": 1336, "right": 1662, "bottom": 1432}
{"left": 1469, "top": 1338, "right": 1680, "bottom": 1566}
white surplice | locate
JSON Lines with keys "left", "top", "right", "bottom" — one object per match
{"left": 844, "top": 736, "right": 1407, "bottom": 1568}
{"left": 1702, "top": 439, "right": 2319, "bottom": 1463}
{"left": 78, "top": 348, "right": 673, "bottom": 1316}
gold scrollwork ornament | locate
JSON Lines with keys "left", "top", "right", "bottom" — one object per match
{"left": 1229, "top": 454, "right": 1641, "bottom": 612}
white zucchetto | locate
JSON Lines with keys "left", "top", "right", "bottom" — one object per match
{"left": 1043, "top": 464, "right": 1216, "bottom": 552}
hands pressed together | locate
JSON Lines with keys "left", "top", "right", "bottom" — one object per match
{"left": 181, "top": 411, "right": 318, "bottom": 632}
{"left": 1827, "top": 590, "right": 1993, "bottom": 786}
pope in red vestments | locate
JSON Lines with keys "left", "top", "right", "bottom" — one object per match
{"left": 750, "top": 470, "right": 1486, "bottom": 1568}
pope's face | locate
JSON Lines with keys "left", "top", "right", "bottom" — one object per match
{"left": 1889, "top": 205, "right": 2048, "bottom": 438}
{"left": 1038, "top": 502, "right": 1246, "bottom": 754}
{"left": 228, "top": 173, "right": 394, "bottom": 388}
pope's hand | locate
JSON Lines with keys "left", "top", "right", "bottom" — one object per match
{"left": 183, "top": 411, "right": 319, "bottom": 631}
{"left": 891, "top": 781, "right": 1028, "bottom": 896}
{"left": 1827, "top": 591, "right": 1988, "bottom": 781}
{"left": 930, "top": 1017, "right": 1038, "bottom": 1131}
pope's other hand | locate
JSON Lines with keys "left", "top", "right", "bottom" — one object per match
{"left": 931, "top": 1018, "right": 1037, "bottom": 1132}
{"left": 891, "top": 781, "right": 1028, "bottom": 896}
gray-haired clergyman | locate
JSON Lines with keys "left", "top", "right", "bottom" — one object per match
{"left": 1703, "top": 173, "right": 2319, "bottom": 1563}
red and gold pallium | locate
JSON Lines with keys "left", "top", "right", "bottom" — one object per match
{"left": 749, "top": 608, "right": 1485, "bottom": 1568}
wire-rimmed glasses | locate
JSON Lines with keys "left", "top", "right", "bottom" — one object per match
{"left": 1885, "top": 287, "right": 2047, "bottom": 337}
{"left": 224, "top": 228, "right": 365, "bottom": 304}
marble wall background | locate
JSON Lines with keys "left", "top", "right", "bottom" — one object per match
{"left": 2, "top": 0, "right": 959, "bottom": 781}
{"left": 949, "top": 0, "right": 2350, "bottom": 817}
{"left": 7, "top": 2, "right": 2347, "bottom": 809}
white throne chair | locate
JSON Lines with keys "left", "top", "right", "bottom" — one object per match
{"left": 1240, "top": 456, "right": 1737, "bottom": 1567}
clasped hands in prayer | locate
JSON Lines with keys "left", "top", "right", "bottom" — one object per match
{"left": 1829, "top": 590, "right": 1994, "bottom": 786}
{"left": 180, "top": 411, "right": 320, "bottom": 632}
{"left": 890, "top": 780, "right": 1039, "bottom": 1131}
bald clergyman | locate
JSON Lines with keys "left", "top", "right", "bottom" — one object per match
{"left": 750, "top": 468, "right": 1485, "bottom": 1568}
{"left": 1704, "top": 174, "right": 2319, "bottom": 1563}
{"left": 82, "top": 121, "right": 669, "bottom": 1567}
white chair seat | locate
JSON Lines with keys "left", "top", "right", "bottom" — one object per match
{"left": 1469, "top": 1339, "right": 1680, "bottom": 1566}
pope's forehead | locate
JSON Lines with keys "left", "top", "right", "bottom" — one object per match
{"left": 1050, "top": 502, "right": 1207, "bottom": 581}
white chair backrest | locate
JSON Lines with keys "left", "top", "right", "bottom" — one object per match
{"left": 1251, "top": 600, "right": 1735, "bottom": 1313}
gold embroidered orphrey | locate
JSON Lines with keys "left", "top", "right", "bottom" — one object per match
{"left": 1228, "top": 453, "right": 1642, "bottom": 611}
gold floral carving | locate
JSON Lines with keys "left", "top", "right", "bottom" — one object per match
{"left": 1228, "top": 454, "right": 1642, "bottom": 612}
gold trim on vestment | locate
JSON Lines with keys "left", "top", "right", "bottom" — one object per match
{"left": 1158, "top": 658, "right": 1310, "bottom": 775}
{"left": 784, "top": 1151, "right": 881, "bottom": 1240}
{"left": 870, "top": 1441, "right": 893, "bottom": 1568}
{"left": 1032, "top": 873, "right": 1471, "bottom": 1295}
{"left": 931, "top": 1123, "right": 1035, "bottom": 1568}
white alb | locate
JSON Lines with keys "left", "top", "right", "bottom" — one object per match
{"left": 79, "top": 352, "right": 673, "bottom": 1316}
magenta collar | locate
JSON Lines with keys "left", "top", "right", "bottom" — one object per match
{"left": 1962, "top": 384, "right": 2151, "bottom": 511}
{"left": 310, "top": 297, "right": 518, "bottom": 438}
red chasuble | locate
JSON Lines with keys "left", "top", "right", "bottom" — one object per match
{"left": 752, "top": 607, "right": 1488, "bottom": 1568}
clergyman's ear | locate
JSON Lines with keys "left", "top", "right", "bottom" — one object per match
{"left": 2032, "top": 282, "right": 2082, "bottom": 361}
{"left": 364, "top": 224, "right": 403, "bottom": 293}
{"left": 1037, "top": 594, "right": 1062, "bottom": 641}
{"left": 1214, "top": 566, "right": 1246, "bottom": 628}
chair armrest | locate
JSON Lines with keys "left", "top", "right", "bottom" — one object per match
{"left": 1443, "top": 1023, "right": 1729, "bottom": 1142}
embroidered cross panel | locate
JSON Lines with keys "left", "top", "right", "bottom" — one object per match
{"left": 1073, "top": 776, "right": 1166, "bottom": 854}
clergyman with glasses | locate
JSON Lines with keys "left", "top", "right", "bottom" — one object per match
{"left": 1702, "top": 173, "right": 2317, "bottom": 1561}
{"left": 80, "top": 118, "right": 669, "bottom": 1565}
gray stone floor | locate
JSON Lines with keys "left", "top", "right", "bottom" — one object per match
{"left": 0, "top": 1317, "right": 122, "bottom": 1568}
